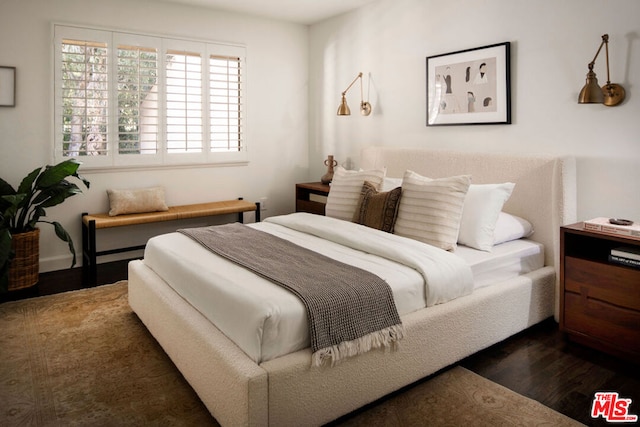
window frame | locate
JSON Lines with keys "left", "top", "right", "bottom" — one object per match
{"left": 53, "top": 23, "right": 247, "bottom": 170}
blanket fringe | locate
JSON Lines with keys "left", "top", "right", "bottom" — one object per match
{"left": 312, "top": 323, "right": 405, "bottom": 367}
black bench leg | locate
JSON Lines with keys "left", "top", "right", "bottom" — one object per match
{"left": 237, "top": 197, "right": 261, "bottom": 223}
{"left": 81, "top": 213, "right": 98, "bottom": 287}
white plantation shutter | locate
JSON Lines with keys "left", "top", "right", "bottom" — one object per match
{"left": 59, "top": 38, "right": 109, "bottom": 158}
{"left": 117, "top": 42, "right": 160, "bottom": 156}
{"left": 53, "top": 24, "right": 247, "bottom": 168}
{"left": 210, "top": 55, "right": 243, "bottom": 152}
{"left": 166, "top": 49, "right": 203, "bottom": 154}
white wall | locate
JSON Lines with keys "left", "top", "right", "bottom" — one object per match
{"left": 309, "top": 0, "right": 640, "bottom": 222}
{"left": 2, "top": 0, "right": 639, "bottom": 274}
{"left": 0, "top": 0, "right": 309, "bottom": 271}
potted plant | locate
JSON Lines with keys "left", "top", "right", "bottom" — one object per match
{"left": 0, "top": 159, "right": 90, "bottom": 293}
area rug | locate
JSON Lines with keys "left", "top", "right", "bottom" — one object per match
{"left": 0, "top": 282, "right": 583, "bottom": 426}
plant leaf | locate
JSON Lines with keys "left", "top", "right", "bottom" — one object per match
{"left": 25, "top": 206, "right": 45, "bottom": 230}
{"left": 0, "top": 177, "right": 17, "bottom": 197}
{"left": 0, "top": 183, "right": 15, "bottom": 214}
{"left": 36, "top": 160, "right": 81, "bottom": 188}
{"left": 52, "top": 221, "right": 77, "bottom": 267}
{"left": 33, "top": 181, "right": 82, "bottom": 208}
{"left": 16, "top": 167, "right": 41, "bottom": 195}
{"left": 1, "top": 194, "right": 26, "bottom": 229}
{"left": 73, "top": 172, "right": 90, "bottom": 190}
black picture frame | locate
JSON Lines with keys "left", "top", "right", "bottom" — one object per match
{"left": 426, "top": 42, "right": 510, "bottom": 126}
{"left": 0, "top": 66, "right": 16, "bottom": 107}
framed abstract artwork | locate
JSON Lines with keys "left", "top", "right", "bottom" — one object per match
{"left": 426, "top": 42, "right": 511, "bottom": 126}
{"left": 0, "top": 66, "right": 16, "bottom": 107}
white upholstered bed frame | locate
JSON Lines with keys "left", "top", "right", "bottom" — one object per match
{"left": 128, "top": 147, "right": 576, "bottom": 426}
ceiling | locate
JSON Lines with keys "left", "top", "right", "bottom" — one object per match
{"left": 156, "top": 0, "right": 376, "bottom": 24}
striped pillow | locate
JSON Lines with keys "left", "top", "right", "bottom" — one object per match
{"left": 394, "top": 170, "right": 471, "bottom": 251}
{"left": 325, "top": 167, "right": 385, "bottom": 221}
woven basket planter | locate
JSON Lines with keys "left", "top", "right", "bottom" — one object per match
{"left": 8, "top": 228, "right": 40, "bottom": 291}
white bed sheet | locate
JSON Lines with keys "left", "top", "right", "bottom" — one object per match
{"left": 142, "top": 215, "right": 540, "bottom": 364}
{"left": 455, "top": 239, "right": 545, "bottom": 290}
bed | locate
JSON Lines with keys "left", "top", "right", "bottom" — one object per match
{"left": 128, "top": 147, "right": 576, "bottom": 426}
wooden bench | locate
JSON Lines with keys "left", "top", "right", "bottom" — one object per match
{"left": 81, "top": 198, "right": 259, "bottom": 285}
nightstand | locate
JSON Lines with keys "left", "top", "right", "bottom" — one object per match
{"left": 560, "top": 222, "right": 640, "bottom": 362}
{"left": 295, "top": 182, "right": 330, "bottom": 215}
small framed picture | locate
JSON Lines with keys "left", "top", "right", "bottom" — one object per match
{"left": 426, "top": 42, "right": 511, "bottom": 126}
{"left": 0, "top": 66, "right": 16, "bottom": 107}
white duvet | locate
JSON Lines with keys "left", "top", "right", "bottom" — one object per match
{"left": 265, "top": 214, "right": 474, "bottom": 306}
{"left": 143, "top": 213, "right": 474, "bottom": 363}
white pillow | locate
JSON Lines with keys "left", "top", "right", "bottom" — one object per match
{"left": 394, "top": 170, "right": 471, "bottom": 251}
{"left": 458, "top": 183, "right": 515, "bottom": 251}
{"left": 493, "top": 212, "right": 534, "bottom": 245}
{"left": 325, "top": 167, "right": 385, "bottom": 221}
{"left": 381, "top": 177, "right": 403, "bottom": 192}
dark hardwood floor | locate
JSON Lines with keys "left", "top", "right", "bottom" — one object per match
{"left": 2, "top": 261, "right": 639, "bottom": 426}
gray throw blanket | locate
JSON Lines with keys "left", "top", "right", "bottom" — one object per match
{"left": 178, "top": 223, "right": 404, "bottom": 366}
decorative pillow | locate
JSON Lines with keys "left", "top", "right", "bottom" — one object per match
{"left": 107, "top": 187, "right": 169, "bottom": 216}
{"left": 493, "top": 212, "right": 534, "bottom": 245}
{"left": 325, "top": 167, "right": 385, "bottom": 221}
{"left": 394, "top": 170, "right": 471, "bottom": 251}
{"left": 352, "top": 181, "right": 402, "bottom": 232}
{"left": 457, "top": 183, "right": 515, "bottom": 251}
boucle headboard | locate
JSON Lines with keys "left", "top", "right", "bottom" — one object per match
{"left": 360, "top": 147, "right": 577, "bottom": 272}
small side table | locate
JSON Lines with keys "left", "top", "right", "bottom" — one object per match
{"left": 560, "top": 222, "right": 640, "bottom": 362}
{"left": 295, "top": 182, "right": 330, "bottom": 215}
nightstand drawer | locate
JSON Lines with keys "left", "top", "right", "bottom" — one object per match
{"left": 564, "top": 292, "right": 640, "bottom": 354}
{"left": 564, "top": 256, "right": 640, "bottom": 311}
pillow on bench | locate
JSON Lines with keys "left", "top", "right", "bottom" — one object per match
{"left": 107, "top": 187, "right": 169, "bottom": 216}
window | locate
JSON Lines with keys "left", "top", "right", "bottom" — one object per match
{"left": 59, "top": 38, "right": 109, "bottom": 158}
{"left": 54, "top": 25, "right": 246, "bottom": 168}
{"left": 117, "top": 43, "right": 159, "bottom": 156}
{"left": 210, "top": 55, "right": 242, "bottom": 152}
{"left": 166, "top": 49, "right": 203, "bottom": 153}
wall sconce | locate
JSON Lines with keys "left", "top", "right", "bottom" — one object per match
{"left": 578, "top": 34, "right": 626, "bottom": 106}
{"left": 337, "top": 72, "right": 372, "bottom": 116}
